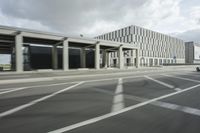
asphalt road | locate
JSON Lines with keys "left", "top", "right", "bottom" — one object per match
{"left": 0, "top": 69, "right": 200, "bottom": 133}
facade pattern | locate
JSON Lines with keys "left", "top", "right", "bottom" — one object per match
{"left": 95, "top": 25, "right": 185, "bottom": 66}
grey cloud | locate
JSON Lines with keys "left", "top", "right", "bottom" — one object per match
{"left": 198, "top": 19, "right": 200, "bottom": 24}
{"left": 173, "top": 29, "right": 200, "bottom": 42}
{"left": 0, "top": 0, "right": 199, "bottom": 42}
{"left": 0, "top": 0, "right": 147, "bottom": 36}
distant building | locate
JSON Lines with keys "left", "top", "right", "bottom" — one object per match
{"left": 95, "top": 25, "right": 185, "bottom": 67}
{"left": 185, "top": 42, "right": 200, "bottom": 64}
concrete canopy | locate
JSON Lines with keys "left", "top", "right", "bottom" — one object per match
{"left": 0, "top": 25, "right": 139, "bottom": 72}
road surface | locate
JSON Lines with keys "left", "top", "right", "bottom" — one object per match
{"left": 0, "top": 69, "right": 200, "bottom": 133}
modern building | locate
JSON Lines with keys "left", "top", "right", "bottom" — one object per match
{"left": 0, "top": 25, "right": 139, "bottom": 72}
{"left": 185, "top": 42, "right": 200, "bottom": 64}
{"left": 95, "top": 25, "right": 185, "bottom": 67}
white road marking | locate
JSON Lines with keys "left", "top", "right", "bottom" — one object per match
{"left": 0, "top": 88, "right": 15, "bottom": 91}
{"left": 174, "top": 88, "right": 182, "bottom": 91}
{"left": 0, "top": 75, "right": 143, "bottom": 96}
{"left": 94, "top": 86, "right": 200, "bottom": 117}
{"left": 0, "top": 82, "right": 78, "bottom": 96}
{"left": 48, "top": 84, "right": 200, "bottom": 133}
{"left": 94, "top": 87, "right": 148, "bottom": 102}
{"left": 111, "top": 78, "right": 125, "bottom": 112}
{"left": 144, "top": 75, "right": 174, "bottom": 89}
{"left": 0, "top": 82, "right": 84, "bottom": 119}
{"left": 152, "top": 101, "right": 200, "bottom": 116}
{"left": 0, "top": 87, "right": 27, "bottom": 95}
{"left": 94, "top": 87, "right": 200, "bottom": 117}
{"left": 162, "top": 74, "right": 200, "bottom": 83}
{"left": 0, "top": 68, "right": 190, "bottom": 85}
{"left": 0, "top": 70, "right": 190, "bottom": 96}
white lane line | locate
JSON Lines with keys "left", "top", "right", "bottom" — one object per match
{"left": 0, "top": 87, "right": 27, "bottom": 95}
{"left": 48, "top": 84, "right": 200, "bottom": 133}
{"left": 0, "top": 82, "right": 84, "bottom": 119}
{"left": 152, "top": 101, "right": 200, "bottom": 116}
{"left": 94, "top": 87, "right": 148, "bottom": 102}
{"left": 144, "top": 75, "right": 174, "bottom": 89}
{"left": 0, "top": 75, "right": 143, "bottom": 96}
{"left": 0, "top": 82, "right": 79, "bottom": 96}
{"left": 174, "top": 88, "right": 182, "bottom": 91}
{"left": 162, "top": 74, "right": 200, "bottom": 83}
{"left": 0, "top": 67, "right": 189, "bottom": 85}
{"left": 0, "top": 70, "right": 150, "bottom": 85}
{"left": 94, "top": 87, "right": 200, "bottom": 117}
{"left": 0, "top": 71, "right": 190, "bottom": 96}
{"left": 111, "top": 78, "right": 125, "bottom": 112}
{"left": 0, "top": 88, "right": 16, "bottom": 91}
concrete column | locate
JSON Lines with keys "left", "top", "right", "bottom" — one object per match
{"left": 132, "top": 49, "right": 135, "bottom": 67}
{"left": 95, "top": 43, "right": 100, "bottom": 69}
{"left": 15, "top": 34, "right": 23, "bottom": 72}
{"left": 52, "top": 45, "right": 58, "bottom": 69}
{"left": 118, "top": 46, "right": 124, "bottom": 69}
{"left": 102, "top": 50, "right": 107, "bottom": 68}
{"left": 63, "top": 40, "right": 69, "bottom": 71}
{"left": 152, "top": 58, "right": 155, "bottom": 66}
{"left": 80, "top": 48, "right": 86, "bottom": 68}
{"left": 107, "top": 52, "right": 110, "bottom": 68}
{"left": 136, "top": 49, "right": 140, "bottom": 68}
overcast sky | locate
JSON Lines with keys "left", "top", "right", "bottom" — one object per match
{"left": 0, "top": 0, "right": 200, "bottom": 42}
